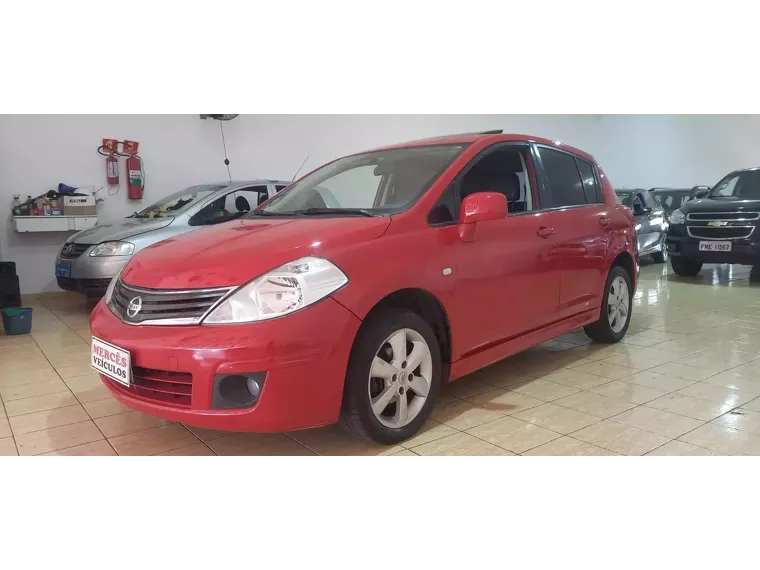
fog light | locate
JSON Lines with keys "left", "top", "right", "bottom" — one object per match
{"left": 247, "top": 377, "right": 261, "bottom": 399}
{"left": 212, "top": 372, "right": 266, "bottom": 409}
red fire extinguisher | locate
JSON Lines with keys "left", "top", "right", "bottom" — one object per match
{"left": 126, "top": 155, "right": 144, "bottom": 200}
{"left": 106, "top": 154, "right": 119, "bottom": 185}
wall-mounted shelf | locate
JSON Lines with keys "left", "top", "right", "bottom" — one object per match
{"left": 12, "top": 215, "right": 98, "bottom": 233}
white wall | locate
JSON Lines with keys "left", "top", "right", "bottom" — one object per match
{"left": 1, "top": 114, "right": 758, "bottom": 293}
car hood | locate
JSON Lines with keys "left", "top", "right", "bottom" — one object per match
{"left": 121, "top": 216, "right": 392, "bottom": 289}
{"left": 69, "top": 217, "right": 174, "bottom": 244}
{"left": 682, "top": 197, "right": 760, "bottom": 214}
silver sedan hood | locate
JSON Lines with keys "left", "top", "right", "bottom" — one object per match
{"left": 68, "top": 217, "right": 174, "bottom": 244}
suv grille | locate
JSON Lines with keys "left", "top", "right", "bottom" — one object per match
{"left": 105, "top": 366, "right": 193, "bottom": 408}
{"left": 687, "top": 212, "right": 760, "bottom": 221}
{"left": 60, "top": 243, "right": 92, "bottom": 259}
{"left": 110, "top": 279, "right": 233, "bottom": 325}
{"left": 687, "top": 226, "right": 755, "bottom": 240}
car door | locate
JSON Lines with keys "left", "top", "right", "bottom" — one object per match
{"left": 631, "top": 191, "right": 658, "bottom": 252}
{"left": 442, "top": 143, "right": 560, "bottom": 353}
{"left": 642, "top": 190, "right": 666, "bottom": 250}
{"left": 534, "top": 146, "right": 610, "bottom": 320}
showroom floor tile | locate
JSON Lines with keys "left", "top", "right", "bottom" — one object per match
{"left": 5, "top": 261, "right": 760, "bottom": 455}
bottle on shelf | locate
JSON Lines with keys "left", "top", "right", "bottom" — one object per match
{"left": 12, "top": 195, "right": 21, "bottom": 216}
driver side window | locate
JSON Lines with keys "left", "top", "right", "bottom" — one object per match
{"left": 713, "top": 175, "right": 738, "bottom": 197}
{"left": 190, "top": 185, "right": 269, "bottom": 226}
{"left": 632, "top": 193, "right": 645, "bottom": 214}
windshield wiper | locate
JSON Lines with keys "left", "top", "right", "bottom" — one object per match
{"left": 248, "top": 209, "right": 292, "bottom": 217}
{"left": 296, "top": 208, "right": 379, "bottom": 217}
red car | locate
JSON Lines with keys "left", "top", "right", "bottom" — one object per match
{"left": 89, "top": 131, "right": 637, "bottom": 444}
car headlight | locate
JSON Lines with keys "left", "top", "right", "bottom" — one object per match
{"left": 104, "top": 269, "right": 122, "bottom": 305}
{"left": 203, "top": 257, "right": 348, "bottom": 324}
{"left": 669, "top": 209, "right": 685, "bottom": 225}
{"left": 89, "top": 241, "right": 135, "bottom": 257}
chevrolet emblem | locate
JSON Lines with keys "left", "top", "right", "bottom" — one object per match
{"left": 708, "top": 221, "right": 729, "bottom": 227}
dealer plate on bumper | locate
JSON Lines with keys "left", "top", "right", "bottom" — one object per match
{"left": 699, "top": 241, "right": 732, "bottom": 252}
{"left": 91, "top": 337, "right": 131, "bottom": 387}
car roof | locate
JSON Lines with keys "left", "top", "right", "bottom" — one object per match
{"left": 360, "top": 130, "right": 598, "bottom": 163}
{"left": 650, "top": 187, "right": 691, "bottom": 192}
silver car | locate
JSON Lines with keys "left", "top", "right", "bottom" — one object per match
{"left": 55, "top": 179, "right": 290, "bottom": 296}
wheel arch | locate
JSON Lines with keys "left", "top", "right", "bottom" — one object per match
{"left": 360, "top": 288, "right": 452, "bottom": 381}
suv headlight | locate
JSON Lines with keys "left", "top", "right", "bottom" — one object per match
{"left": 104, "top": 269, "right": 122, "bottom": 305}
{"left": 89, "top": 241, "right": 135, "bottom": 257}
{"left": 669, "top": 209, "right": 685, "bottom": 225}
{"left": 203, "top": 257, "right": 348, "bottom": 325}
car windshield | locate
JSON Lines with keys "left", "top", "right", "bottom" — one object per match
{"left": 614, "top": 191, "right": 634, "bottom": 207}
{"left": 709, "top": 170, "right": 760, "bottom": 200}
{"left": 131, "top": 185, "right": 225, "bottom": 218}
{"left": 653, "top": 191, "right": 690, "bottom": 211}
{"left": 255, "top": 145, "right": 466, "bottom": 216}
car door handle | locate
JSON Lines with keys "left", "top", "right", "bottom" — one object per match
{"left": 536, "top": 226, "right": 555, "bottom": 239}
{"left": 599, "top": 217, "right": 611, "bottom": 228}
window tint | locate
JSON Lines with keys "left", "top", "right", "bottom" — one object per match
{"left": 428, "top": 146, "right": 534, "bottom": 225}
{"left": 428, "top": 184, "right": 458, "bottom": 225}
{"left": 576, "top": 158, "right": 600, "bottom": 204}
{"left": 537, "top": 147, "right": 586, "bottom": 208}
{"left": 632, "top": 193, "right": 645, "bottom": 214}
{"left": 642, "top": 191, "right": 658, "bottom": 210}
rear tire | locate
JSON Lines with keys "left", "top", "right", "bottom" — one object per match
{"left": 652, "top": 235, "right": 668, "bottom": 263}
{"left": 670, "top": 256, "right": 702, "bottom": 277}
{"left": 584, "top": 266, "right": 633, "bottom": 344}
{"left": 340, "top": 309, "right": 441, "bottom": 445}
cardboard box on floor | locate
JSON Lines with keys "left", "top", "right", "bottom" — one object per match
{"left": 63, "top": 195, "right": 97, "bottom": 216}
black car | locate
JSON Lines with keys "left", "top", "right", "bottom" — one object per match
{"left": 666, "top": 168, "right": 760, "bottom": 276}
{"left": 615, "top": 188, "right": 668, "bottom": 263}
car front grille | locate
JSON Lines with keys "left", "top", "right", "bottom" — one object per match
{"left": 109, "top": 279, "right": 234, "bottom": 325}
{"left": 104, "top": 366, "right": 193, "bottom": 408}
{"left": 687, "top": 226, "right": 755, "bottom": 240}
{"left": 60, "top": 243, "right": 92, "bottom": 259}
{"left": 687, "top": 212, "right": 760, "bottom": 221}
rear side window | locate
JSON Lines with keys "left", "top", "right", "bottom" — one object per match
{"left": 576, "top": 158, "right": 601, "bottom": 204}
{"left": 275, "top": 185, "right": 288, "bottom": 193}
{"left": 537, "top": 147, "right": 586, "bottom": 208}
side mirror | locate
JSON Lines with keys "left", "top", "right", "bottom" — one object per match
{"left": 458, "top": 192, "right": 507, "bottom": 242}
{"left": 694, "top": 189, "right": 709, "bottom": 199}
{"left": 632, "top": 203, "right": 650, "bottom": 216}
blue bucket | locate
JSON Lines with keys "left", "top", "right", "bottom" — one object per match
{"left": 1, "top": 307, "right": 33, "bottom": 335}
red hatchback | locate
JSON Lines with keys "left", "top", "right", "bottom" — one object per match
{"left": 89, "top": 131, "right": 637, "bottom": 444}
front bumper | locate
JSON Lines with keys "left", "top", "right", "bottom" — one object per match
{"left": 89, "top": 297, "right": 362, "bottom": 432}
{"left": 666, "top": 232, "right": 760, "bottom": 265}
{"left": 55, "top": 254, "right": 130, "bottom": 294}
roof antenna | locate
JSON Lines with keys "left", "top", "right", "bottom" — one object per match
{"left": 292, "top": 156, "right": 309, "bottom": 182}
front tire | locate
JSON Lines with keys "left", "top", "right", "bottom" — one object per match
{"left": 652, "top": 235, "right": 668, "bottom": 263}
{"left": 340, "top": 309, "right": 441, "bottom": 445}
{"left": 584, "top": 266, "right": 633, "bottom": 343}
{"left": 670, "top": 256, "right": 702, "bottom": 277}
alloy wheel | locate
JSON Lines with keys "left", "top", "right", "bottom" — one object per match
{"left": 607, "top": 276, "right": 630, "bottom": 333}
{"left": 368, "top": 328, "right": 433, "bottom": 429}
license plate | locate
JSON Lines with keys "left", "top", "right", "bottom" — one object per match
{"left": 55, "top": 262, "right": 71, "bottom": 277}
{"left": 91, "top": 337, "right": 131, "bottom": 387}
{"left": 699, "top": 241, "right": 732, "bottom": 252}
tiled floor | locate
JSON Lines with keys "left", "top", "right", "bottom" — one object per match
{"left": 3, "top": 261, "right": 760, "bottom": 456}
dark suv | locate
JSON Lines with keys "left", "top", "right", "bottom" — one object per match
{"left": 615, "top": 189, "right": 668, "bottom": 263}
{"left": 666, "top": 168, "right": 760, "bottom": 276}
